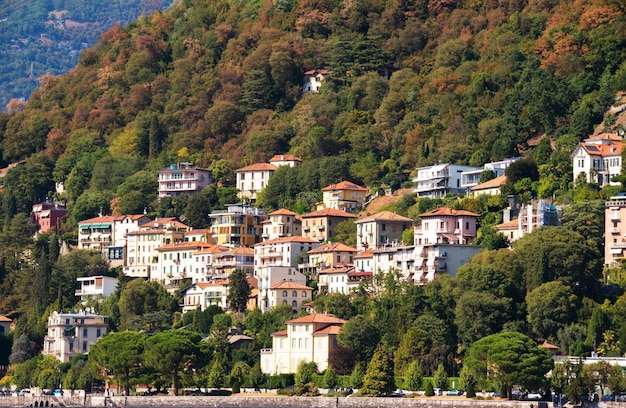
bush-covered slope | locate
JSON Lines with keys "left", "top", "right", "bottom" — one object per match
{"left": 0, "top": 0, "right": 173, "bottom": 108}
{"left": 0, "top": 0, "right": 625, "bottom": 221}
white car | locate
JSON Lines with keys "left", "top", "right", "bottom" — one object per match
{"left": 527, "top": 392, "right": 542, "bottom": 399}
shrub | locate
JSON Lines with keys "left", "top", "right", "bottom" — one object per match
{"left": 425, "top": 381, "right": 435, "bottom": 396}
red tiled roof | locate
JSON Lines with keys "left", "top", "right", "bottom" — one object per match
{"left": 157, "top": 242, "right": 215, "bottom": 251}
{"left": 300, "top": 208, "right": 356, "bottom": 218}
{"left": 257, "top": 236, "right": 319, "bottom": 245}
{"left": 420, "top": 207, "right": 480, "bottom": 217}
{"left": 319, "top": 265, "right": 354, "bottom": 274}
{"left": 195, "top": 245, "right": 231, "bottom": 254}
{"left": 348, "top": 271, "right": 373, "bottom": 277}
{"left": 286, "top": 313, "right": 345, "bottom": 324}
{"left": 321, "top": 180, "right": 367, "bottom": 192}
{"left": 357, "top": 210, "right": 413, "bottom": 223}
{"left": 496, "top": 219, "right": 519, "bottom": 229}
{"left": 269, "top": 208, "right": 298, "bottom": 216}
{"left": 308, "top": 242, "right": 357, "bottom": 254}
{"left": 539, "top": 341, "right": 560, "bottom": 350}
{"left": 314, "top": 325, "right": 342, "bottom": 335}
{"left": 78, "top": 215, "right": 115, "bottom": 224}
{"left": 272, "top": 329, "right": 288, "bottom": 337}
{"left": 195, "top": 280, "right": 228, "bottom": 289}
{"left": 0, "top": 315, "right": 12, "bottom": 322}
{"left": 354, "top": 249, "right": 374, "bottom": 259}
{"left": 471, "top": 175, "right": 507, "bottom": 191}
{"left": 235, "top": 163, "right": 277, "bottom": 172}
{"left": 269, "top": 154, "right": 302, "bottom": 163}
{"left": 270, "top": 281, "right": 312, "bottom": 290}
{"left": 304, "top": 69, "right": 331, "bottom": 75}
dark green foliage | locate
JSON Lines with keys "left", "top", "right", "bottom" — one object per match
{"left": 424, "top": 380, "right": 434, "bottom": 396}
{"left": 360, "top": 343, "right": 395, "bottom": 396}
{"left": 226, "top": 269, "right": 251, "bottom": 313}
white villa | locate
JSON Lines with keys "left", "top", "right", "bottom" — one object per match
{"left": 572, "top": 133, "right": 623, "bottom": 187}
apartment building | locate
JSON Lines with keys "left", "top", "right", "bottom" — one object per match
{"left": 43, "top": 311, "right": 108, "bottom": 362}
{"left": 262, "top": 209, "right": 301, "bottom": 241}
{"left": 209, "top": 204, "right": 267, "bottom": 247}
{"left": 158, "top": 162, "right": 212, "bottom": 198}
{"left": 413, "top": 163, "right": 480, "bottom": 198}
{"left": 300, "top": 208, "right": 356, "bottom": 242}
{"left": 355, "top": 210, "right": 413, "bottom": 251}
{"left": 572, "top": 133, "right": 623, "bottom": 187}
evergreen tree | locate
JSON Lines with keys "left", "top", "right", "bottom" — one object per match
{"left": 403, "top": 361, "right": 423, "bottom": 391}
{"left": 360, "top": 343, "right": 395, "bottom": 396}
{"left": 349, "top": 362, "right": 364, "bottom": 389}
{"left": 425, "top": 380, "right": 435, "bottom": 396}
{"left": 227, "top": 269, "right": 251, "bottom": 313}
{"left": 433, "top": 363, "right": 449, "bottom": 390}
{"left": 207, "top": 359, "right": 227, "bottom": 389}
{"left": 322, "top": 366, "right": 338, "bottom": 390}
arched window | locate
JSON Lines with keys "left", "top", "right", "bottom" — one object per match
{"left": 282, "top": 300, "right": 288, "bottom": 304}
{"left": 292, "top": 300, "right": 298, "bottom": 308}
{"left": 292, "top": 291, "right": 298, "bottom": 297}
{"left": 302, "top": 291, "right": 307, "bottom": 297}
{"left": 282, "top": 290, "right": 288, "bottom": 297}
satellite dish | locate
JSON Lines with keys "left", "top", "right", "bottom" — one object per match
{"left": 620, "top": 129, "right": 625, "bottom": 136}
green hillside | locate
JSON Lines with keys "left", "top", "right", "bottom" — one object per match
{"left": 0, "top": 0, "right": 173, "bottom": 108}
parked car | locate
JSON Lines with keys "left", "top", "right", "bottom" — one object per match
{"left": 447, "top": 389, "right": 462, "bottom": 396}
{"left": 526, "top": 392, "right": 542, "bottom": 400}
{"left": 53, "top": 389, "right": 64, "bottom": 396}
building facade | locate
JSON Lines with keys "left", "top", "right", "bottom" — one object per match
{"left": 210, "top": 204, "right": 267, "bottom": 248}
{"left": 413, "top": 164, "right": 480, "bottom": 198}
{"left": 158, "top": 162, "right": 212, "bottom": 198}
{"left": 606, "top": 195, "right": 626, "bottom": 267}
{"left": 355, "top": 210, "right": 413, "bottom": 251}
{"left": 262, "top": 209, "right": 302, "bottom": 241}
{"left": 572, "top": 133, "right": 623, "bottom": 187}
{"left": 75, "top": 276, "right": 119, "bottom": 304}
{"left": 318, "top": 181, "right": 368, "bottom": 212}
{"left": 31, "top": 201, "right": 67, "bottom": 234}
{"left": 300, "top": 208, "right": 356, "bottom": 242}
{"left": 260, "top": 314, "right": 344, "bottom": 375}
{"left": 43, "top": 311, "right": 108, "bottom": 362}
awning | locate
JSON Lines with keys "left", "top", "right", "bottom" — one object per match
{"left": 64, "top": 325, "right": 75, "bottom": 332}
{"left": 611, "top": 248, "right": 623, "bottom": 255}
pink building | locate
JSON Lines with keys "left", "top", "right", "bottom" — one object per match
{"left": 31, "top": 202, "right": 67, "bottom": 233}
{"left": 415, "top": 208, "right": 478, "bottom": 245}
{"left": 158, "top": 162, "right": 212, "bottom": 198}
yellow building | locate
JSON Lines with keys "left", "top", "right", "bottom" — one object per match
{"left": 209, "top": 204, "right": 267, "bottom": 248}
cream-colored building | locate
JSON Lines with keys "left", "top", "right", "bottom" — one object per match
{"left": 470, "top": 175, "right": 507, "bottom": 197}
{"left": 235, "top": 155, "right": 302, "bottom": 201}
{"left": 43, "top": 311, "right": 108, "bottom": 362}
{"left": 267, "top": 281, "right": 313, "bottom": 313}
{"left": 0, "top": 315, "right": 11, "bottom": 334}
{"left": 318, "top": 265, "right": 354, "bottom": 294}
{"left": 300, "top": 208, "right": 356, "bottom": 242}
{"left": 260, "top": 313, "right": 345, "bottom": 375}
{"left": 262, "top": 209, "right": 301, "bottom": 241}
{"left": 355, "top": 210, "right": 413, "bottom": 251}
{"left": 318, "top": 180, "right": 367, "bottom": 212}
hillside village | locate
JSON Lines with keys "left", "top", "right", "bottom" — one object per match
{"left": 2, "top": 0, "right": 626, "bottom": 400}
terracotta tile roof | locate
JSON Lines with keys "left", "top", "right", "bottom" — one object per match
{"left": 272, "top": 329, "right": 288, "bottom": 337}
{"left": 157, "top": 241, "right": 215, "bottom": 251}
{"left": 127, "top": 229, "right": 166, "bottom": 236}
{"left": 321, "top": 180, "right": 367, "bottom": 192}
{"left": 195, "top": 245, "right": 231, "bottom": 254}
{"left": 286, "top": 313, "right": 345, "bottom": 324}
{"left": 319, "top": 265, "right": 354, "bottom": 274}
{"left": 195, "top": 280, "right": 228, "bottom": 289}
{"left": 235, "top": 163, "right": 277, "bottom": 172}
{"left": 348, "top": 270, "right": 373, "bottom": 277}
{"left": 471, "top": 175, "right": 507, "bottom": 191}
{"left": 78, "top": 215, "right": 116, "bottom": 224}
{"left": 356, "top": 210, "right": 413, "bottom": 223}
{"left": 420, "top": 207, "right": 480, "bottom": 218}
{"left": 257, "top": 236, "right": 319, "bottom": 245}
{"left": 496, "top": 219, "right": 519, "bottom": 229}
{"left": 308, "top": 242, "right": 357, "bottom": 254}
{"left": 354, "top": 249, "right": 374, "bottom": 258}
{"left": 539, "top": 341, "right": 560, "bottom": 350}
{"left": 247, "top": 276, "right": 258, "bottom": 288}
{"left": 269, "top": 154, "right": 302, "bottom": 163}
{"left": 300, "top": 208, "right": 356, "bottom": 218}
{"left": 304, "top": 69, "right": 331, "bottom": 75}
{"left": 314, "top": 325, "right": 342, "bottom": 335}
{"left": 141, "top": 218, "right": 188, "bottom": 229}
{"left": 227, "top": 246, "right": 255, "bottom": 255}
{"left": 580, "top": 141, "right": 623, "bottom": 156}
{"left": 270, "top": 281, "right": 313, "bottom": 290}
{"left": 0, "top": 315, "right": 12, "bottom": 322}
{"left": 269, "top": 208, "right": 298, "bottom": 216}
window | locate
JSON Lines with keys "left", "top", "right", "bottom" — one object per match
{"left": 69, "top": 342, "right": 74, "bottom": 351}
{"left": 83, "top": 328, "right": 88, "bottom": 337}
{"left": 283, "top": 290, "right": 288, "bottom": 297}
{"left": 292, "top": 291, "right": 297, "bottom": 297}
{"left": 292, "top": 300, "right": 298, "bottom": 308}
{"left": 97, "top": 329, "right": 101, "bottom": 338}
{"left": 83, "top": 341, "right": 88, "bottom": 352}
{"left": 302, "top": 291, "right": 307, "bottom": 297}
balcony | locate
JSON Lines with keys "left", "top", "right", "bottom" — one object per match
{"left": 303, "top": 226, "right": 310, "bottom": 232}
{"left": 610, "top": 227, "right": 620, "bottom": 234}
{"left": 610, "top": 242, "right": 626, "bottom": 249}
{"left": 260, "top": 348, "right": 273, "bottom": 355}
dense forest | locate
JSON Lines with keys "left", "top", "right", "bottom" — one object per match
{"left": 0, "top": 0, "right": 173, "bottom": 108}
{"left": 0, "top": 0, "right": 626, "bottom": 399}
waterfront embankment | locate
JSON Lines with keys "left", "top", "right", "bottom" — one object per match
{"left": 0, "top": 395, "right": 602, "bottom": 408}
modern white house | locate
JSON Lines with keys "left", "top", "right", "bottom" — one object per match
{"left": 413, "top": 164, "right": 480, "bottom": 198}
{"left": 157, "top": 162, "right": 212, "bottom": 198}
{"left": 75, "top": 276, "right": 119, "bottom": 304}
{"left": 571, "top": 133, "right": 623, "bottom": 187}
{"left": 260, "top": 313, "right": 345, "bottom": 375}
{"left": 43, "top": 311, "right": 109, "bottom": 362}
{"left": 460, "top": 157, "right": 521, "bottom": 192}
